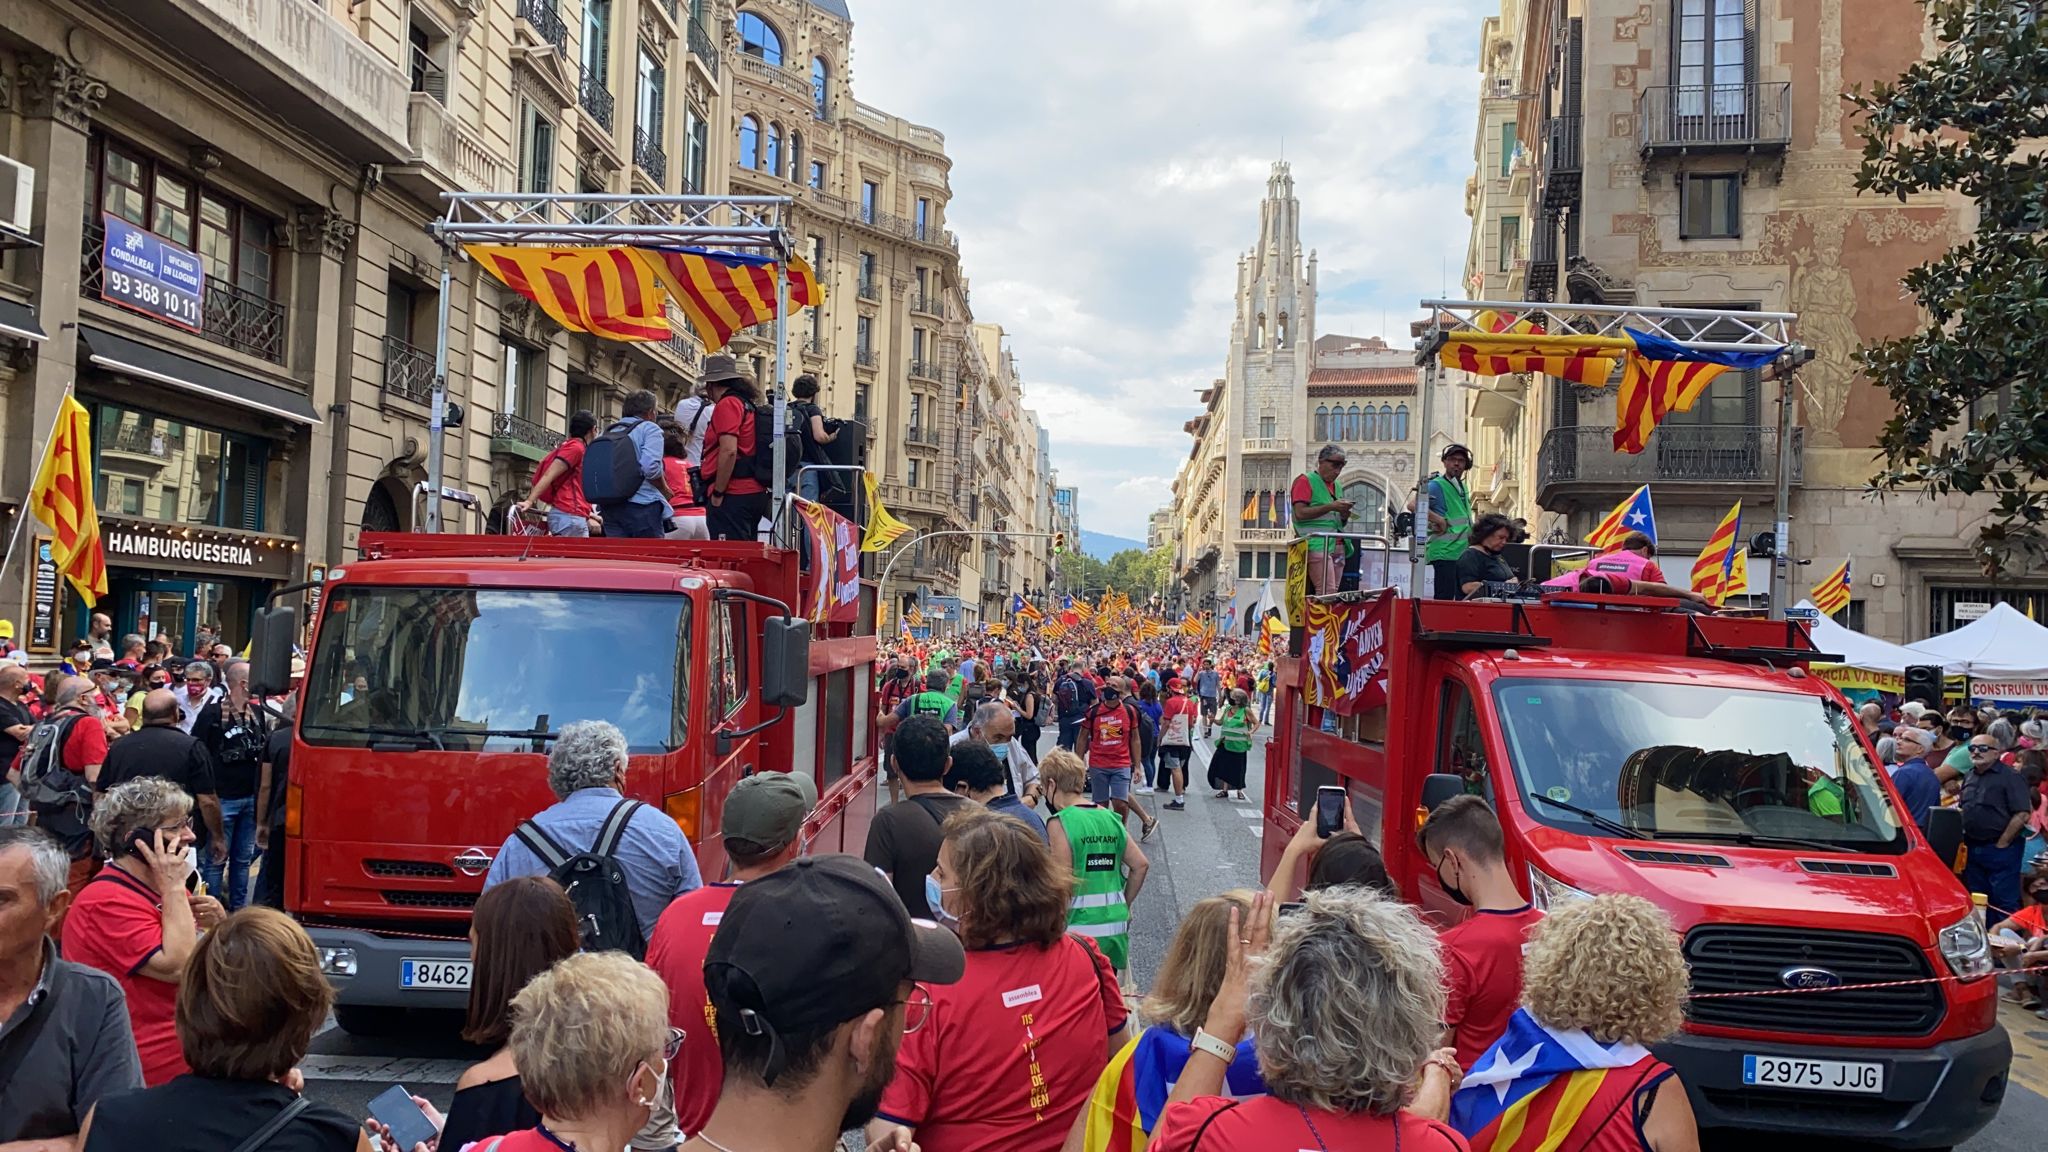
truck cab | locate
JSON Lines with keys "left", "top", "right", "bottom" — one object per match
{"left": 257, "top": 535, "right": 878, "bottom": 1031}
{"left": 1264, "top": 592, "right": 2010, "bottom": 1149}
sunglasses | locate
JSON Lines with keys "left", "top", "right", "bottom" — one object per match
{"left": 1969, "top": 744, "right": 1998, "bottom": 754}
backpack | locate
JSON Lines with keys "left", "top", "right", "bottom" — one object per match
{"left": 513, "top": 800, "right": 648, "bottom": 959}
{"left": 19, "top": 712, "right": 91, "bottom": 851}
{"left": 747, "top": 403, "right": 806, "bottom": 486}
{"left": 1054, "top": 675, "right": 1081, "bottom": 719}
{"left": 580, "top": 418, "right": 646, "bottom": 505}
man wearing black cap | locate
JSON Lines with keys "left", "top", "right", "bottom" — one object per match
{"left": 649, "top": 770, "right": 820, "bottom": 1139}
{"left": 685, "top": 854, "right": 965, "bottom": 1152}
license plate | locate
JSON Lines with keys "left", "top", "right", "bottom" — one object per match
{"left": 399, "top": 958, "right": 471, "bottom": 990}
{"left": 1742, "top": 1054, "right": 1885, "bottom": 1094}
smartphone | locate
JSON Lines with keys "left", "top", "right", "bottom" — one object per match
{"left": 1277, "top": 901, "right": 1307, "bottom": 917}
{"left": 1314, "top": 785, "right": 1346, "bottom": 839}
{"left": 368, "top": 1084, "right": 438, "bottom": 1152}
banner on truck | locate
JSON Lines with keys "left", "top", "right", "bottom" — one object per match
{"left": 1303, "top": 589, "right": 1393, "bottom": 716}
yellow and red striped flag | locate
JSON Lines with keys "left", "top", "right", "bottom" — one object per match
{"left": 1725, "top": 547, "right": 1749, "bottom": 599}
{"left": 1811, "top": 558, "right": 1852, "bottom": 616}
{"left": 1438, "top": 333, "right": 1627, "bottom": 388}
{"left": 632, "top": 248, "right": 823, "bottom": 352}
{"left": 30, "top": 396, "right": 109, "bottom": 607}
{"left": 466, "top": 245, "right": 671, "bottom": 341}
{"left": 1689, "top": 501, "right": 1743, "bottom": 607}
{"left": 1613, "top": 358, "right": 1729, "bottom": 455}
{"left": 860, "top": 471, "right": 912, "bottom": 553}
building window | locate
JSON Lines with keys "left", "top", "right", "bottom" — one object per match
{"left": 1354, "top": 404, "right": 1370, "bottom": 441}
{"left": 911, "top": 328, "right": 926, "bottom": 361}
{"left": 93, "top": 403, "right": 268, "bottom": 531}
{"left": 915, "top": 197, "right": 930, "bottom": 239}
{"left": 1498, "top": 214, "right": 1520, "bottom": 271}
{"left": 811, "top": 234, "right": 827, "bottom": 271}
{"left": 808, "top": 159, "right": 826, "bottom": 189}
{"left": 1679, "top": 173, "right": 1741, "bottom": 239}
{"left": 1378, "top": 404, "right": 1395, "bottom": 441}
{"left": 764, "top": 122, "right": 783, "bottom": 178}
{"left": 1676, "top": 0, "right": 1747, "bottom": 117}
{"left": 408, "top": 16, "right": 450, "bottom": 103}
{"left": 736, "top": 11, "right": 782, "bottom": 64}
{"left": 519, "top": 99, "right": 555, "bottom": 192}
{"left": 684, "top": 106, "right": 708, "bottom": 193}
{"left": 636, "top": 47, "right": 664, "bottom": 137}
{"left": 1259, "top": 415, "right": 1276, "bottom": 438}
{"left": 583, "top": 0, "right": 611, "bottom": 84}
{"left": 738, "top": 115, "right": 760, "bottom": 170}
{"left": 788, "top": 130, "right": 803, "bottom": 182}
{"left": 90, "top": 137, "right": 275, "bottom": 299}
{"left": 854, "top": 383, "right": 869, "bottom": 423}
{"left": 1256, "top": 551, "right": 1272, "bottom": 579}
{"left": 858, "top": 250, "right": 876, "bottom": 288}
{"left": 855, "top": 314, "right": 872, "bottom": 356}
{"left": 502, "top": 338, "right": 543, "bottom": 419}
{"left": 1239, "top": 551, "right": 1254, "bottom": 579}
{"left": 861, "top": 180, "right": 879, "bottom": 222}
{"left": 1394, "top": 403, "right": 1410, "bottom": 440}
{"left": 811, "top": 56, "right": 829, "bottom": 118}
{"left": 1276, "top": 313, "right": 1288, "bottom": 347}
{"left": 1500, "top": 121, "right": 1517, "bottom": 177}
{"left": 907, "top": 458, "right": 921, "bottom": 488}
{"left": 908, "top": 392, "right": 923, "bottom": 428}
{"left": 1313, "top": 405, "right": 1329, "bottom": 441}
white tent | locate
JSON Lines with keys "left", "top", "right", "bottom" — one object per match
{"left": 1903, "top": 601, "right": 2048, "bottom": 680}
{"left": 1797, "top": 601, "right": 1963, "bottom": 675}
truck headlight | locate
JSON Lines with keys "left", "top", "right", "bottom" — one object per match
{"left": 1937, "top": 909, "right": 1994, "bottom": 981}
{"left": 1528, "top": 864, "right": 1593, "bottom": 911}
{"left": 318, "top": 947, "right": 358, "bottom": 977}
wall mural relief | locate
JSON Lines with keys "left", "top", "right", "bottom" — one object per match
{"left": 1789, "top": 210, "right": 1859, "bottom": 447}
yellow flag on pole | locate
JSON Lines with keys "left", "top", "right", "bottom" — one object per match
{"left": 861, "top": 472, "right": 912, "bottom": 553}
{"left": 30, "top": 396, "right": 109, "bottom": 607}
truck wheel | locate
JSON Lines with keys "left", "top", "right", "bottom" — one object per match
{"left": 333, "top": 1005, "right": 405, "bottom": 1036}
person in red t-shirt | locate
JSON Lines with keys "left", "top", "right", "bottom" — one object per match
{"left": 872, "top": 809, "right": 1129, "bottom": 1152}
{"left": 648, "top": 770, "right": 817, "bottom": 1139}
{"left": 1077, "top": 678, "right": 1156, "bottom": 840}
{"left": 62, "top": 776, "right": 225, "bottom": 1085}
{"left": 10, "top": 677, "right": 113, "bottom": 940}
{"left": 658, "top": 414, "right": 710, "bottom": 541}
{"left": 702, "top": 355, "right": 770, "bottom": 543}
{"left": 515, "top": 410, "right": 599, "bottom": 536}
{"left": 1420, "top": 795, "right": 1545, "bottom": 1069}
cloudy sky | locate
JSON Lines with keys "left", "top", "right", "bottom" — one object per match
{"left": 845, "top": 0, "right": 1491, "bottom": 542}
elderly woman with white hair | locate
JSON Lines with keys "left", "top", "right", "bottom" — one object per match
{"left": 1149, "top": 888, "right": 1466, "bottom": 1151}
{"left": 482, "top": 719, "right": 702, "bottom": 954}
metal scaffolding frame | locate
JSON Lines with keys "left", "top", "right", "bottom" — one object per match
{"left": 1410, "top": 298, "right": 1808, "bottom": 617}
{"left": 422, "top": 192, "right": 798, "bottom": 532}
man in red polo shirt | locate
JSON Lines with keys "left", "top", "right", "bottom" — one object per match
{"left": 1419, "top": 795, "right": 1544, "bottom": 1068}
{"left": 647, "top": 770, "right": 818, "bottom": 1138}
{"left": 702, "top": 355, "right": 770, "bottom": 542}
{"left": 1078, "top": 677, "right": 1155, "bottom": 840}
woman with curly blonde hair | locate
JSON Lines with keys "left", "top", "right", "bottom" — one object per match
{"left": 1449, "top": 894, "right": 1698, "bottom": 1152}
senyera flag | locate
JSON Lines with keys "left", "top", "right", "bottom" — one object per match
{"left": 30, "top": 395, "right": 109, "bottom": 607}
{"left": 1811, "top": 557, "right": 1852, "bottom": 616}
{"left": 634, "top": 247, "right": 824, "bottom": 352}
{"left": 464, "top": 245, "right": 671, "bottom": 341}
{"left": 1689, "top": 501, "right": 1742, "bottom": 607}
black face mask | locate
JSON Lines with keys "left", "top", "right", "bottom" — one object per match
{"left": 1435, "top": 853, "right": 1472, "bottom": 907}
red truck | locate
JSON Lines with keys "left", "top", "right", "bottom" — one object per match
{"left": 248, "top": 533, "right": 878, "bottom": 1033}
{"left": 1262, "top": 590, "right": 2010, "bottom": 1149}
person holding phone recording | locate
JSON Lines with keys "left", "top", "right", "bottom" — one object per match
{"left": 63, "top": 778, "right": 225, "bottom": 1087}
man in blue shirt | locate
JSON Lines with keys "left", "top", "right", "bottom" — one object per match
{"left": 1887, "top": 725, "right": 1943, "bottom": 837}
{"left": 484, "top": 718, "right": 702, "bottom": 942}
{"left": 595, "top": 389, "right": 672, "bottom": 539}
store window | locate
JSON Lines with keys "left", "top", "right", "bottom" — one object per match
{"left": 92, "top": 403, "right": 268, "bottom": 531}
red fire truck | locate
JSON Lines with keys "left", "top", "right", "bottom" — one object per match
{"left": 1262, "top": 589, "right": 2010, "bottom": 1149}
{"left": 249, "top": 533, "right": 878, "bottom": 1033}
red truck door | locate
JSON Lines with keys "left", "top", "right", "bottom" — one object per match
{"left": 1413, "top": 671, "right": 1500, "bottom": 927}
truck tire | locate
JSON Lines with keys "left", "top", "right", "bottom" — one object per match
{"left": 333, "top": 1004, "right": 405, "bottom": 1036}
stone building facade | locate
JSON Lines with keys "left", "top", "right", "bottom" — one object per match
{"left": 1465, "top": 0, "right": 2039, "bottom": 640}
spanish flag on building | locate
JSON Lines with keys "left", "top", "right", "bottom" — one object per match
{"left": 30, "top": 396, "right": 109, "bottom": 607}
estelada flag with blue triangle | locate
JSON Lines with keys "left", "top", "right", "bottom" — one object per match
{"left": 1013, "top": 593, "right": 1044, "bottom": 622}
{"left": 1586, "top": 485, "right": 1657, "bottom": 550}
{"left": 1450, "top": 1008, "right": 1658, "bottom": 1152}
{"left": 1811, "top": 557, "right": 1853, "bottom": 616}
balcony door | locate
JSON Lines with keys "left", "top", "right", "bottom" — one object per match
{"left": 1674, "top": 0, "right": 1751, "bottom": 131}
{"left": 1655, "top": 307, "right": 1761, "bottom": 480}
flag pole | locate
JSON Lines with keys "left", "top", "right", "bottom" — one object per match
{"left": 1768, "top": 344, "right": 1814, "bottom": 621}
{"left": 0, "top": 381, "right": 80, "bottom": 602}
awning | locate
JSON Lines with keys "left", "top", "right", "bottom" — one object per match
{"left": 80, "top": 325, "right": 320, "bottom": 426}
{"left": 0, "top": 297, "right": 45, "bottom": 343}
{"left": 1468, "top": 384, "right": 1524, "bottom": 428}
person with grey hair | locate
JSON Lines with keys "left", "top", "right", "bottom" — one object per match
{"left": 8, "top": 676, "right": 110, "bottom": 942}
{"left": 173, "top": 659, "right": 217, "bottom": 734}
{"left": 483, "top": 719, "right": 702, "bottom": 955}
{"left": 0, "top": 826, "right": 144, "bottom": 1147}
{"left": 949, "top": 699, "right": 1039, "bottom": 800}
{"left": 1891, "top": 725, "right": 1944, "bottom": 839}
{"left": 1151, "top": 888, "right": 1465, "bottom": 1151}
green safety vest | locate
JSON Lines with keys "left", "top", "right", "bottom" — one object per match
{"left": 945, "top": 673, "right": 966, "bottom": 701}
{"left": 1426, "top": 473, "right": 1473, "bottom": 564}
{"left": 909, "top": 691, "right": 953, "bottom": 720}
{"left": 1292, "top": 471, "right": 1346, "bottom": 555}
{"left": 1053, "top": 803, "right": 1131, "bottom": 970}
{"left": 1218, "top": 705, "right": 1254, "bottom": 753}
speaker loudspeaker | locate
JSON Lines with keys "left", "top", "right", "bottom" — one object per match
{"left": 1903, "top": 664, "right": 1942, "bottom": 710}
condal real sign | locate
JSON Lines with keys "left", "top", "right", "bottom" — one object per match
{"left": 100, "top": 519, "right": 296, "bottom": 581}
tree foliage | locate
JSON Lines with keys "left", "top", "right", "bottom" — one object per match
{"left": 1851, "top": 0, "right": 2048, "bottom": 570}
{"left": 1061, "top": 545, "right": 1175, "bottom": 601}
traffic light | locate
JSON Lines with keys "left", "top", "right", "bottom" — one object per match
{"left": 1052, "top": 531, "right": 1066, "bottom": 553}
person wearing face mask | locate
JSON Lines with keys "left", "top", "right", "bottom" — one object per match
{"left": 1418, "top": 795, "right": 1543, "bottom": 1069}
{"left": 1042, "top": 749, "right": 1147, "bottom": 980}
{"left": 951, "top": 701, "right": 1039, "bottom": 803}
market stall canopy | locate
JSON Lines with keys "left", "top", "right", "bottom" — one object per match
{"left": 1799, "top": 602, "right": 1964, "bottom": 675}
{"left": 1903, "top": 602, "right": 2048, "bottom": 679}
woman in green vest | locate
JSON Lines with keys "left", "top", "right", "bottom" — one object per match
{"left": 1291, "top": 445, "right": 1357, "bottom": 596}
{"left": 1208, "top": 690, "right": 1255, "bottom": 799}
{"left": 1043, "top": 748, "right": 1149, "bottom": 977}
{"left": 1423, "top": 443, "right": 1474, "bottom": 600}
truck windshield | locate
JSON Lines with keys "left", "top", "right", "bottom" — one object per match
{"left": 1492, "top": 679, "right": 1905, "bottom": 852}
{"left": 301, "top": 587, "right": 688, "bottom": 753}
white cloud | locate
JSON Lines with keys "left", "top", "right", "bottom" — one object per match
{"left": 846, "top": 0, "right": 1487, "bottom": 537}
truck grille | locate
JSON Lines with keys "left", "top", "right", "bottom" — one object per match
{"left": 1683, "top": 925, "right": 1943, "bottom": 1037}
{"left": 382, "top": 890, "right": 478, "bottom": 910}
{"left": 365, "top": 859, "right": 455, "bottom": 879}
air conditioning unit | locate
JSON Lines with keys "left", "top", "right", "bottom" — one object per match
{"left": 0, "top": 155, "right": 32, "bottom": 238}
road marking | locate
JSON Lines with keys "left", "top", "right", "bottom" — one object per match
{"left": 300, "top": 1055, "right": 473, "bottom": 1083}
{"left": 1238, "top": 807, "right": 1261, "bottom": 818}
{"left": 1248, "top": 826, "right": 1263, "bottom": 838}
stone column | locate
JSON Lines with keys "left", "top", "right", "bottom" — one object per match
{"left": 289, "top": 201, "right": 358, "bottom": 572}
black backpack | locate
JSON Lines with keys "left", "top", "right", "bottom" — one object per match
{"left": 1054, "top": 675, "right": 1081, "bottom": 719}
{"left": 19, "top": 713, "right": 92, "bottom": 853}
{"left": 580, "top": 419, "right": 646, "bottom": 505}
{"left": 513, "top": 800, "right": 648, "bottom": 959}
{"left": 748, "top": 403, "right": 805, "bottom": 486}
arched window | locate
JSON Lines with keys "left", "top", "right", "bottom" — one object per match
{"left": 788, "top": 130, "right": 803, "bottom": 182}
{"left": 1276, "top": 313, "right": 1289, "bottom": 347}
{"left": 737, "top": 12, "right": 783, "bottom": 65}
{"left": 1394, "top": 404, "right": 1410, "bottom": 441}
{"left": 1313, "top": 405, "right": 1329, "bottom": 441}
{"left": 1378, "top": 404, "right": 1395, "bottom": 441}
{"left": 811, "top": 57, "right": 830, "bottom": 118}
{"left": 1254, "top": 314, "right": 1265, "bottom": 349}
{"left": 764, "top": 122, "right": 783, "bottom": 178}
{"left": 1355, "top": 405, "right": 1370, "bottom": 441}
{"left": 738, "top": 115, "right": 760, "bottom": 169}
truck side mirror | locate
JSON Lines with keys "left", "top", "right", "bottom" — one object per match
{"left": 762, "top": 617, "right": 812, "bottom": 708}
{"left": 1420, "top": 773, "right": 1466, "bottom": 813}
{"left": 1923, "top": 805, "right": 1963, "bottom": 866}
{"left": 248, "top": 605, "right": 298, "bottom": 697}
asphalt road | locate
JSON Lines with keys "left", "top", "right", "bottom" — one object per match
{"left": 308, "top": 731, "right": 2048, "bottom": 1151}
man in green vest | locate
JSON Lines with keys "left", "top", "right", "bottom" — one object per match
{"left": 892, "top": 669, "right": 959, "bottom": 733}
{"left": 1423, "top": 442, "right": 1475, "bottom": 600}
{"left": 1290, "top": 444, "right": 1357, "bottom": 596}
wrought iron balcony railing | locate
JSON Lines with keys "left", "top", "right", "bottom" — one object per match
{"left": 517, "top": 0, "right": 568, "bottom": 53}
{"left": 383, "top": 335, "right": 435, "bottom": 403}
{"left": 1639, "top": 83, "right": 1792, "bottom": 155}
{"left": 634, "top": 127, "right": 666, "bottom": 185}
{"left": 579, "top": 74, "right": 614, "bottom": 134}
{"left": 1537, "top": 424, "right": 1803, "bottom": 493}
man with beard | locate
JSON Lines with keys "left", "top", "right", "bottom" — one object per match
{"left": 689, "top": 855, "right": 965, "bottom": 1152}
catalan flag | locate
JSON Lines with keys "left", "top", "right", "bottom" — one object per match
{"left": 1586, "top": 485, "right": 1657, "bottom": 550}
{"left": 1612, "top": 329, "right": 1782, "bottom": 455}
{"left": 1013, "top": 593, "right": 1043, "bottom": 622}
{"left": 632, "top": 247, "right": 822, "bottom": 353}
{"left": 860, "top": 471, "right": 912, "bottom": 553}
{"left": 1438, "top": 332, "right": 1629, "bottom": 388}
{"left": 1079, "top": 1027, "right": 1266, "bottom": 1152}
{"left": 1070, "top": 599, "right": 1095, "bottom": 623}
{"left": 986, "top": 621, "right": 1007, "bottom": 637}
{"left": 466, "top": 245, "right": 671, "bottom": 341}
{"left": 1725, "top": 547, "right": 1750, "bottom": 598}
{"left": 1474, "top": 308, "right": 1544, "bottom": 335}
{"left": 1451, "top": 1009, "right": 1658, "bottom": 1152}
{"left": 29, "top": 395, "right": 109, "bottom": 607}
{"left": 1689, "top": 501, "right": 1743, "bottom": 607}
{"left": 1811, "top": 557, "right": 1853, "bottom": 616}
{"left": 906, "top": 606, "right": 926, "bottom": 629}
{"left": 1042, "top": 619, "right": 1068, "bottom": 639}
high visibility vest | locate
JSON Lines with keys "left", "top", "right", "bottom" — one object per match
{"left": 909, "top": 691, "right": 952, "bottom": 720}
{"left": 1426, "top": 473, "right": 1473, "bottom": 563}
{"left": 1292, "top": 471, "right": 1345, "bottom": 555}
{"left": 1053, "top": 803, "right": 1131, "bottom": 970}
{"left": 1218, "top": 705, "right": 1254, "bottom": 752}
